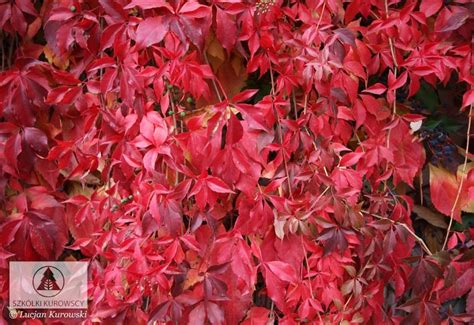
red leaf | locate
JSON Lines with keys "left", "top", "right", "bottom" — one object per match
{"left": 334, "top": 28, "right": 355, "bottom": 47}
{"left": 4, "top": 133, "right": 22, "bottom": 173}
{"left": 429, "top": 164, "right": 469, "bottom": 221}
{"left": 23, "top": 127, "right": 48, "bottom": 157}
{"left": 135, "top": 17, "right": 169, "bottom": 50}
{"left": 389, "top": 71, "right": 408, "bottom": 91}
{"left": 74, "top": 204, "right": 91, "bottom": 226}
{"left": 140, "top": 112, "right": 168, "bottom": 147}
{"left": 231, "top": 89, "right": 258, "bottom": 103}
{"left": 265, "top": 261, "right": 297, "bottom": 283}
{"left": 262, "top": 267, "right": 289, "bottom": 312}
{"left": 401, "top": 114, "right": 425, "bottom": 122}
{"left": 467, "top": 288, "right": 474, "bottom": 315}
{"left": 30, "top": 226, "right": 54, "bottom": 259}
{"left": 462, "top": 90, "right": 474, "bottom": 109}
{"left": 29, "top": 191, "right": 62, "bottom": 210}
{"left": 363, "top": 83, "right": 386, "bottom": 95}
{"left": 100, "top": 69, "right": 118, "bottom": 94}
{"left": 436, "top": 11, "right": 470, "bottom": 32}
{"left": 143, "top": 148, "right": 159, "bottom": 172}
{"left": 390, "top": 122, "right": 425, "bottom": 186}
{"left": 216, "top": 8, "right": 237, "bottom": 51}
{"left": 440, "top": 267, "right": 474, "bottom": 303}
{"left": 188, "top": 302, "right": 206, "bottom": 324}
{"left": 225, "top": 114, "right": 243, "bottom": 145}
{"left": 340, "top": 152, "right": 364, "bottom": 167}
{"left": 207, "top": 176, "right": 234, "bottom": 194}
{"left": 241, "top": 307, "right": 271, "bottom": 324}
{"left": 179, "top": 2, "right": 210, "bottom": 17}
{"left": 419, "top": 0, "right": 442, "bottom": 18}
{"left": 87, "top": 57, "right": 116, "bottom": 71}
{"left": 124, "top": 0, "right": 173, "bottom": 11}
{"left": 48, "top": 8, "right": 76, "bottom": 22}
{"left": 408, "top": 257, "right": 442, "bottom": 295}
{"left": 207, "top": 302, "right": 225, "bottom": 324}
{"left": 99, "top": 0, "right": 128, "bottom": 22}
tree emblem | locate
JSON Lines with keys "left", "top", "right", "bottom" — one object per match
{"left": 33, "top": 266, "right": 64, "bottom": 297}
{"left": 37, "top": 267, "right": 60, "bottom": 291}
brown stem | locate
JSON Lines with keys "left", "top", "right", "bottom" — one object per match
{"left": 315, "top": 1, "right": 326, "bottom": 34}
{"left": 291, "top": 91, "right": 298, "bottom": 119}
{"left": 303, "top": 94, "right": 308, "bottom": 115}
{"left": 170, "top": 98, "right": 180, "bottom": 186}
{"left": 384, "top": 0, "right": 399, "bottom": 149}
{"left": 362, "top": 210, "right": 433, "bottom": 255}
{"left": 269, "top": 64, "right": 293, "bottom": 198}
{"left": 203, "top": 51, "right": 223, "bottom": 102}
{"left": 1, "top": 32, "right": 4, "bottom": 71}
{"left": 442, "top": 103, "right": 473, "bottom": 250}
{"left": 8, "top": 33, "right": 16, "bottom": 67}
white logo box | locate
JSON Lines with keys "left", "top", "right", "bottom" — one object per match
{"left": 9, "top": 262, "right": 88, "bottom": 309}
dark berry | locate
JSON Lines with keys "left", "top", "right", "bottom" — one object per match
{"left": 443, "top": 146, "right": 454, "bottom": 153}
{"left": 396, "top": 86, "right": 408, "bottom": 102}
{"left": 430, "top": 138, "right": 439, "bottom": 146}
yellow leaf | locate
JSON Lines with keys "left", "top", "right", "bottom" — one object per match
{"left": 43, "top": 45, "right": 69, "bottom": 70}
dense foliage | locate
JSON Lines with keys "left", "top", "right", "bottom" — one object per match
{"left": 0, "top": 0, "right": 473, "bottom": 323}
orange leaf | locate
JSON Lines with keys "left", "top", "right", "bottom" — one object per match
{"left": 429, "top": 163, "right": 474, "bottom": 222}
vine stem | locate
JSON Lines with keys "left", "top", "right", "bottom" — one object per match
{"left": 361, "top": 210, "right": 433, "bottom": 255}
{"left": 300, "top": 235, "right": 323, "bottom": 322}
{"left": 291, "top": 91, "right": 298, "bottom": 118}
{"left": 269, "top": 64, "right": 293, "bottom": 198}
{"left": 169, "top": 97, "right": 180, "bottom": 186}
{"left": 419, "top": 173, "right": 424, "bottom": 206}
{"left": 301, "top": 236, "right": 314, "bottom": 299}
{"left": 315, "top": 0, "right": 326, "bottom": 33}
{"left": 442, "top": 103, "right": 473, "bottom": 250}
{"left": 303, "top": 94, "right": 308, "bottom": 115}
{"left": 8, "top": 34, "right": 16, "bottom": 68}
{"left": 384, "top": 0, "right": 398, "bottom": 149}
{"left": 203, "top": 51, "right": 223, "bottom": 102}
{"left": 1, "top": 32, "right": 4, "bottom": 71}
